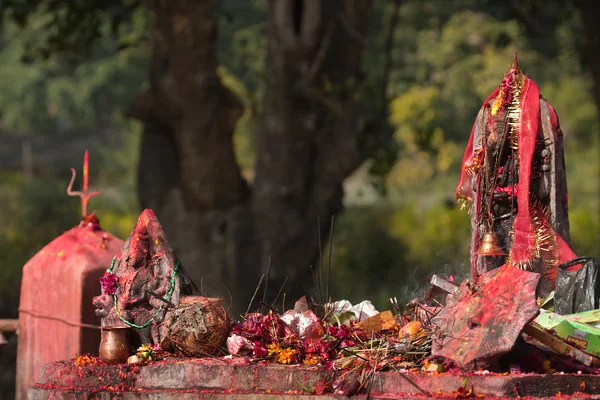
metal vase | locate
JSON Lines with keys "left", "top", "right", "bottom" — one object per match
{"left": 99, "top": 326, "right": 132, "bottom": 364}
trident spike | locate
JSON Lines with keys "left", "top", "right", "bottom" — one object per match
{"left": 83, "top": 150, "right": 89, "bottom": 193}
{"left": 67, "top": 150, "right": 102, "bottom": 218}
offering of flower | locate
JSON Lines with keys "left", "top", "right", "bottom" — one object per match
{"left": 100, "top": 272, "right": 118, "bottom": 295}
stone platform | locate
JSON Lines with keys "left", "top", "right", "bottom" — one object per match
{"left": 29, "top": 358, "right": 600, "bottom": 399}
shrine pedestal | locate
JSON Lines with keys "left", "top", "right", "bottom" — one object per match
{"left": 29, "top": 358, "right": 600, "bottom": 399}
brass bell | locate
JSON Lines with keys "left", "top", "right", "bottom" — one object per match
{"left": 477, "top": 232, "right": 506, "bottom": 256}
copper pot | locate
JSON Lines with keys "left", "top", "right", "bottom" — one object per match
{"left": 99, "top": 327, "right": 132, "bottom": 364}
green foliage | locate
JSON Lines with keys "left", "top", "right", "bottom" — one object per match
{"left": 329, "top": 202, "right": 471, "bottom": 310}
{"left": 0, "top": 172, "right": 77, "bottom": 296}
{"left": 0, "top": 9, "right": 149, "bottom": 133}
{"left": 388, "top": 84, "right": 461, "bottom": 188}
{"left": 564, "top": 139, "right": 600, "bottom": 256}
{"left": 541, "top": 75, "right": 599, "bottom": 143}
{"left": 217, "top": 0, "right": 267, "bottom": 96}
{"left": 389, "top": 202, "right": 470, "bottom": 272}
{"left": 218, "top": 65, "right": 258, "bottom": 170}
{"left": 216, "top": 1, "right": 267, "bottom": 171}
{"left": 0, "top": 6, "right": 146, "bottom": 298}
{"left": 390, "top": 85, "right": 441, "bottom": 151}
{"left": 390, "top": 10, "right": 535, "bottom": 141}
{"left": 0, "top": 0, "right": 142, "bottom": 60}
{"left": 0, "top": 163, "right": 139, "bottom": 296}
{"left": 328, "top": 206, "right": 409, "bottom": 309}
{"left": 570, "top": 207, "right": 600, "bottom": 257}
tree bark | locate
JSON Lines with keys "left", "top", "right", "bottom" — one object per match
{"left": 131, "top": 0, "right": 373, "bottom": 314}
{"left": 130, "top": 0, "right": 258, "bottom": 315}
{"left": 254, "top": 0, "right": 373, "bottom": 302}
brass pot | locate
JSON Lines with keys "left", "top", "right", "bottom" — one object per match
{"left": 99, "top": 327, "right": 132, "bottom": 364}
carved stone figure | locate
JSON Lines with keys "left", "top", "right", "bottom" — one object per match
{"left": 93, "top": 209, "right": 192, "bottom": 345}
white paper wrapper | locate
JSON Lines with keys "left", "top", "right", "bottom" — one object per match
{"left": 280, "top": 296, "right": 323, "bottom": 339}
{"left": 327, "top": 299, "right": 379, "bottom": 322}
{"left": 281, "top": 309, "right": 322, "bottom": 340}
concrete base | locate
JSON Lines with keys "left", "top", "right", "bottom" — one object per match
{"left": 29, "top": 358, "right": 600, "bottom": 399}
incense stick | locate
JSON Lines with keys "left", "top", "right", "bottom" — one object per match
{"left": 246, "top": 274, "right": 265, "bottom": 314}
{"left": 317, "top": 217, "right": 324, "bottom": 305}
{"left": 271, "top": 277, "right": 288, "bottom": 309}
{"left": 262, "top": 255, "right": 272, "bottom": 313}
{"left": 326, "top": 215, "right": 335, "bottom": 303}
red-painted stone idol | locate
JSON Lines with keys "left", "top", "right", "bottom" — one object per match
{"left": 16, "top": 151, "right": 123, "bottom": 400}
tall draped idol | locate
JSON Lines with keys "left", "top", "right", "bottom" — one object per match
{"left": 455, "top": 54, "right": 577, "bottom": 295}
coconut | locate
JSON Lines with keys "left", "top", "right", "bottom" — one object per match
{"left": 161, "top": 296, "right": 230, "bottom": 357}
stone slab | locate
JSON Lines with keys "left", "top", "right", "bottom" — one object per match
{"left": 27, "top": 388, "right": 600, "bottom": 400}
{"left": 28, "top": 389, "right": 352, "bottom": 400}
{"left": 31, "top": 358, "right": 600, "bottom": 399}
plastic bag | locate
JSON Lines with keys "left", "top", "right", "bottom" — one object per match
{"left": 555, "top": 257, "right": 600, "bottom": 315}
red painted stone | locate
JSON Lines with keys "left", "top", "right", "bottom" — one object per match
{"left": 93, "top": 209, "right": 189, "bottom": 346}
{"left": 431, "top": 264, "right": 540, "bottom": 370}
{"left": 31, "top": 358, "right": 600, "bottom": 399}
{"left": 16, "top": 221, "right": 123, "bottom": 400}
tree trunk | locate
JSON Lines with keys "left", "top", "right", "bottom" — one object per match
{"left": 130, "top": 0, "right": 258, "bottom": 316}
{"left": 131, "top": 0, "right": 373, "bottom": 315}
{"left": 254, "top": 0, "right": 373, "bottom": 303}
{"left": 575, "top": 0, "right": 600, "bottom": 114}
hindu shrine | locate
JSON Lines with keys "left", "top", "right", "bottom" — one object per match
{"left": 23, "top": 57, "right": 600, "bottom": 399}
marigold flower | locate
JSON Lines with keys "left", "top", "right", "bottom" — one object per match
{"left": 267, "top": 342, "right": 282, "bottom": 357}
{"left": 278, "top": 348, "right": 298, "bottom": 364}
{"left": 304, "top": 355, "right": 319, "bottom": 365}
{"left": 74, "top": 354, "right": 96, "bottom": 367}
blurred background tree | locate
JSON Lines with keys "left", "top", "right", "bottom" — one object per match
{"left": 0, "top": 3, "right": 599, "bottom": 393}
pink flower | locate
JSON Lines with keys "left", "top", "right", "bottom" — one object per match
{"left": 100, "top": 272, "right": 118, "bottom": 295}
{"left": 252, "top": 342, "right": 268, "bottom": 358}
